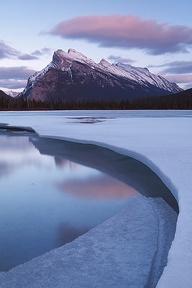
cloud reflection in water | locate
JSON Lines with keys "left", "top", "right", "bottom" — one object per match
{"left": 57, "top": 174, "right": 138, "bottom": 200}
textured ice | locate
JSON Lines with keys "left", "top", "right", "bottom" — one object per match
{"left": 0, "top": 110, "right": 191, "bottom": 287}
{"left": 0, "top": 197, "right": 176, "bottom": 288}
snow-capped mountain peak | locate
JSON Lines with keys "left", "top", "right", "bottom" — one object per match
{"left": 51, "top": 48, "right": 95, "bottom": 69}
{"left": 30, "top": 49, "right": 182, "bottom": 94}
{"left": 99, "top": 59, "right": 111, "bottom": 67}
{"left": 115, "top": 62, "right": 182, "bottom": 93}
{"left": 0, "top": 88, "right": 22, "bottom": 97}
{"left": 67, "top": 48, "right": 91, "bottom": 62}
{"left": 22, "top": 48, "right": 182, "bottom": 100}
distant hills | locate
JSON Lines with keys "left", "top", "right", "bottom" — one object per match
{"left": 0, "top": 48, "right": 192, "bottom": 110}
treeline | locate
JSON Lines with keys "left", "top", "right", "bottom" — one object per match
{"left": 0, "top": 91, "right": 192, "bottom": 110}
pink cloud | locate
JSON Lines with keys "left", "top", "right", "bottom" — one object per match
{"left": 50, "top": 15, "right": 192, "bottom": 54}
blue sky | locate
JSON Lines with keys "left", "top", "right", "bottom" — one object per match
{"left": 0, "top": 0, "right": 192, "bottom": 90}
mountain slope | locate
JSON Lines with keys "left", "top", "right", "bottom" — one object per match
{"left": 115, "top": 63, "right": 180, "bottom": 93}
{"left": 129, "top": 88, "right": 192, "bottom": 109}
{"left": 20, "top": 49, "right": 182, "bottom": 104}
{"left": 0, "top": 90, "right": 13, "bottom": 109}
{"left": 1, "top": 88, "right": 21, "bottom": 97}
{"left": 173, "top": 88, "right": 192, "bottom": 97}
{"left": 0, "top": 90, "right": 12, "bottom": 101}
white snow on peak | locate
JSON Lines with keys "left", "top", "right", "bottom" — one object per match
{"left": 25, "top": 48, "right": 182, "bottom": 94}
{"left": 99, "top": 59, "right": 132, "bottom": 79}
{"left": 0, "top": 88, "right": 22, "bottom": 97}
{"left": 99, "top": 59, "right": 111, "bottom": 67}
{"left": 115, "top": 63, "right": 182, "bottom": 93}
{"left": 53, "top": 49, "right": 95, "bottom": 66}
{"left": 99, "top": 59, "right": 181, "bottom": 93}
{"left": 67, "top": 49, "right": 92, "bottom": 62}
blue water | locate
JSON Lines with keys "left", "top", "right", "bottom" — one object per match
{"left": 0, "top": 132, "right": 139, "bottom": 271}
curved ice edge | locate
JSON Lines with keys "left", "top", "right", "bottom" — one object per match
{"left": 0, "top": 124, "right": 179, "bottom": 288}
{"left": 1, "top": 122, "right": 178, "bottom": 205}
{"left": 0, "top": 124, "right": 36, "bottom": 133}
{"left": 44, "top": 133, "right": 179, "bottom": 201}
{"left": 0, "top": 198, "right": 177, "bottom": 288}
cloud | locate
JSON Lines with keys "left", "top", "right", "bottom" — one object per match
{"left": 165, "top": 74, "right": 192, "bottom": 90}
{"left": 0, "top": 41, "right": 19, "bottom": 59}
{"left": 0, "top": 66, "right": 36, "bottom": 89}
{"left": 0, "top": 40, "right": 34, "bottom": 60}
{"left": 183, "top": 83, "right": 192, "bottom": 90}
{"left": 0, "top": 40, "right": 51, "bottom": 60}
{"left": 49, "top": 15, "right": 192, "bottom": 55}
{"left": 31, "top": 47, "right": 52, "bottom": 57}
{"left": 19, "top": 48, "right": 52, "bottom": 60}
{"left": 161, "top": 61, "right": 192, "bottom": 74}
{"left": 149, "top": 61, "right": 192, "bottom": 74}
{"left": 108, "top": 55, "right": 135, "bottom": 64}
{"left": 0, "top": 67, "right": 35, "bottom": 80}
{"left": 149, "top": 61, "right": 192, "bottom": 88}
{"left": 165, "top": 74, "right": 192, "bottom": 84}
{"left": 18, "top": 54, "right": 38, "bottom": 60}
{"left": 0, "top": 79, "right": 27, "bottom": 89}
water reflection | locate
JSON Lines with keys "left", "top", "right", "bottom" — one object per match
{"left": 32, "top": 136, "right": 178, "bottom": 212}
{"left": 57, "top": 223, "right": 89, "bottom": 246}
{"left": 0, "top": 130, "right": 178, "bottom": 273}
{"left": 0, "top": 131, "right": 140, "bottom": 271}
{"left": 57, "top": 175, "right": 138, "bottom": 199}
{"left": 0, "top": 132, "right": 53, "bottom": 178}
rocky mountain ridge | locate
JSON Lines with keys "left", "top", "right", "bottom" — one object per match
{"left": 19, "top": 49, "right": 182, "bottom": 104}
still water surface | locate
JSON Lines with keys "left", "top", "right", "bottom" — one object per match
{"left": 0, "top": 131, "right": 142, "bottom": 271}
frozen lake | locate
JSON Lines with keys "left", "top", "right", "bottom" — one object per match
{"left": 0, "top": 110, "right": 190, "bottom": 288}
{"left": 0, "top": 128, "right": 177, "bottom": 275}
{"left": 0, "top": 109, "right": 192, "bottom": 119}
{"left": 0, "top": 131, "right": 136, "bottom": 270}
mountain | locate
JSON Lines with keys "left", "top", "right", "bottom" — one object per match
{"left": 173, "top": 87, "right": 192, "bottom": 97}
{"left": 129, "top": 87, "right": 192, "bottom": 109}
{"left": 1, "top": 88, "right": 21, "bottom": 97}
{"left": 0, "top": 90, "right": 12, "bottom": 100}
{"left": 0, "top": 90, "right": 13, "bottom": 109}
{"left": 19, "top": 49, "right": 182, "bottom": 104}
{"left": 115, "top": 63, "right": 180, "bottom": 93}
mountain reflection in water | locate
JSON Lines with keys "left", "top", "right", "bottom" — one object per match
{"left": 0, "top": 131, "right": 140, "bottom": 271}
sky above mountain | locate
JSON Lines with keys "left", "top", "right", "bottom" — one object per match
{"left": 0, "top": 0, "right": 191, "bottom": 90}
